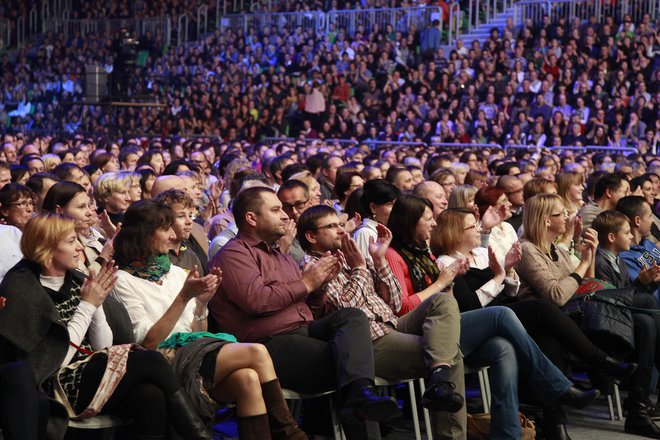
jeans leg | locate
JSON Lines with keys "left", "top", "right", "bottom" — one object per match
{"left": 466, "top": 337, "right": 521, "bottom": 440}
{"left": 460, "top": 307, "right": 572, "bottom": 401}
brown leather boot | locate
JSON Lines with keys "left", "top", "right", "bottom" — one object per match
{"left": 261, "top": 379, "right": 308, "bottom": 440}
{"left": 237, "top": 414, "right": 272, "bottom": 440}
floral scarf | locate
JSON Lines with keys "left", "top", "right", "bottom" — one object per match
{"left": 390, "top": 239, "right": 440, "bottom": 293}
{"left": 121, "top": 254, "right": 172, "bottom": 282}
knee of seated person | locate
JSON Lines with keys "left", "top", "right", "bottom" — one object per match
{"left": 491, "top": 305, "right": 517, "bottom": 321}
{"left": 131, "top": 348, "right": 171, "bottom": 370}
{"left": 633, "top": 313, "right": 656, "bottom": 336}
{"left": 239, "top": 343, "right": 272, "bottom": 364}
{"left": 336, "top": 307, "right": 369, "bottom": 324}
{"left": 231, "top": 369, "right": 263, "bottom": 397}
{"left": 133, "top": 382, "right": 166, "bottom": 408}
{"left": 429, "top": 291, "right": 459, "bottom": 310}
{"left": 481, "top": 336, "right": 516, "bottom": 367}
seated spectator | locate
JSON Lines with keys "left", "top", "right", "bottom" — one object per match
{"left": 42, "top": 182, "right": 112, "bottom": 275}
{"left": 208, "top": 187, "right": 399, "bottom": 440}
{"left": 353, "top": 179, "right": 401, "bottom": 260}
{"left": 93, "top": 172, "right": 132, "bottom": 226}
{"left": 110, "top": 200, "right": 307, "bottom": 439}
{"left": 578, "top": 174, "right": 631, "bottom": 231}
{"left": 384, "top": 195, "right": 601, "bottom": 439}
{"left": 155, "top": 189, "right": 206, "bottom": 273}
{"left": 0, "top": 183, "right": 35, "bottom": 230}
{"left": 592, "top": 210, "right": 660, "bottom": 438}
{"left": 0, "top": 214, "right": 213, "bottom": 439}
{"left": 25, "top": 172, "right": 60, "bottom": 211}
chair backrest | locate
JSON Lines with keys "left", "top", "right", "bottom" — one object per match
{"left": 103, "top": 297, "right": 135, "bottom": 344}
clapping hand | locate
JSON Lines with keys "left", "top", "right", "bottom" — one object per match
{"left": 368, "top": 223, "right": 392, "bottom": 267}
{"left": 99, "top": 210, "right": 118, "bottom": 239}
{"left": 488, "top": 246, "right": 505, "bottom": 278}
{"left": 0, "top": 296, "right": 6, "bottom": 310}
{"left": 580, "top": 228, "right": 599, "bottom": 261}
{"left": 572, "top": 215, "right": 583, "bottom": 241}
{"left": 504, "top": 242, "right": 522, "bottom": 273}
{"left": 340, "top": 234, "right": 367, "bottom": 269}
{"left": 436, "top": 257, "right": 469, "bottom": 290}
{"left": 344, "top": 212, "right": 362, "bottom": 234}
{"left": 80, "top": 260, "right": 119, "bottom": 307}
{"left": 481, "top": 206, "right": 501, "bottom": 231}
{"left": 638, "top": 263, "right": 660, "bottom": 285}
{"left": 278, "top": 219, "right": 297, "bottom": 254}
{"left": 181, "top": 265, "right": 222, "bottom": 305}
{"left": 302, "top": 252, "right": 341, "bottom": 292}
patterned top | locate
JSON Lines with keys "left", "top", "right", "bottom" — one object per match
{"left": 43, "top": 276, "right": 92, "bottom": 409}
{"left": 301, "top": 253, "right": 402, "bottom": 341}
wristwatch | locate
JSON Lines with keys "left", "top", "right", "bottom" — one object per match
{"left": 193, "top": 310, "right": 209, "bottom": 321}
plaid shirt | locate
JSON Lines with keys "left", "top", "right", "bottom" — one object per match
{"left": 301, "top": 252, "right": 402, "bottom": 341}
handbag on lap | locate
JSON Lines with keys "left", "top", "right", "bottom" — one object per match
{"left": 561, "top": 278, "right": 635, "bottom": 357}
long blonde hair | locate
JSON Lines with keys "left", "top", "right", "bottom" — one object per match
{"left": 448, "top": 185, "right": 477, "bottom": 209}
{"left": 556, "top": 171, "right": 584, "bottom": 213}
{"left": 522, "top": 194, "right": 563, "bottom": 254}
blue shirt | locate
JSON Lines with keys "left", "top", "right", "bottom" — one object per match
{"left": 619, "top": 238, "right": 660, "bottom": 298}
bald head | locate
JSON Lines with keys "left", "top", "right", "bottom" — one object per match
{"left": 151, "top": 175, "right": 185, "bottom": 198}
{"left": 413, "top": 180, "right": 448, "bottom": 217}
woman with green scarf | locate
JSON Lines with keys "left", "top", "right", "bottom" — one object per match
{"left": 110, "top": 199, "right": 307, "bottom": 440}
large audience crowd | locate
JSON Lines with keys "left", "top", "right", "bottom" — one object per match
{"left": 0, "top": 5, "right": 660, "bottom": 440}
{"left": 2, "top": 2, "right": 656, "bottom": 151}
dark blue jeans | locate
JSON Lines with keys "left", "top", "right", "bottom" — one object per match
{"left": 461, "top": 307, "right": 573, "bottom": 440}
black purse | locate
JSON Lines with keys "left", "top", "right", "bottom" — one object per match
{"left": 561, "top": 279, "right": 636, "bottom": 357}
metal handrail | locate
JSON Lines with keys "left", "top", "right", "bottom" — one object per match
{"left": 197, "top": 5, "right": 208, "bottom": 37}
{"left": 217, "top": 6, "right": 442, "bottom": 41}
{"left": 513, "top": 0, "right": 659, "bottom": 26}
{"left": 177, "top": 14, "right": 189, "bottom": 46}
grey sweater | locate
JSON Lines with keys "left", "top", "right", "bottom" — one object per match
{"left": 517, "top": 241, "right": 580, "bottom": 306}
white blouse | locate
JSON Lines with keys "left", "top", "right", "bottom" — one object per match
{"left": 110, "top": 265, "right": 196, "bottom": 344}
{"left": 439, "top": 247, "right": 520, "bottom": 308}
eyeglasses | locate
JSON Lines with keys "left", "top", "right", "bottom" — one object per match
{"left": 550, "top": 209, "right": 569, "bottom": 217}
{"left": 8, "top": 200, "right": 34, "bottom": 209}
{"left": 282, "top": 199, "right": 309, "bottom": 212}
{"left": 313, "top": 222, "right": 346, "bottom": 231}
{"left": 464, "top": 221, "right": 482, "bottom": 232}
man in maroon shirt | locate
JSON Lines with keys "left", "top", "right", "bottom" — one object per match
{"left": 209, "top": 187, "right": 397, "bottom": 438}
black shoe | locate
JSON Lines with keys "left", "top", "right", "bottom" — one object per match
{"left": 340, "top": 386, "right": 398, "bottom": 423}
{"left": 556, "top": 387, "right": 600, "bottom": 409}
{"left": 602, "top": 357, "right": 638, "bottom": 383}
{"left": 420, "top": 380, "right": 464, "bottom": 413}
{"left": 543, "top": 423, "right": 572, "bottom": 440}
{"left": 625, "top": 407, "right": 660, "bottom": 439}
{"left": 165, "top": 389, "right": 214, "bottom": 440}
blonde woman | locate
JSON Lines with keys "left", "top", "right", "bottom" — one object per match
{"left": 288, "top": 170, "right": 322, "bottom": 206}
{"left": 42, "top": 153, "right": 62, "bottom": 172}
{"left": 556, "top": 171, "right": 585, "bottom": 257}
{"left": 0, "top": 214, "right": 213, "bottom": 439}
{"left": 448, "top": 184, "right": 477, "bottom": 210}
{"left": 117, "top": 171, "right": 143, "bottom": 202}
{"left": 517, "top": 194, "right": 597, "bottom": 306}
{"left": 93, "top": 172, "right": 132, "bottom": 226}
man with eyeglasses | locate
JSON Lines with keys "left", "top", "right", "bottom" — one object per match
{"left": 209, "top": 186, "right": 398, "bottom": 440}
{"left": 497, "top": 175, "right": 525, "bottom": 232}
{"left": 277, "top": 179, "right": 311, "bottom": 263}
{"left": 297, "top": 204, "right": 468, "bottom": 436}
